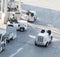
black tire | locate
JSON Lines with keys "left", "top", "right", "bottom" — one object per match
{"left": 2, "top": 44, "right": 5, "bottom": 51}
{"left": 34, "top": 41, "right": 38, "bottom": 46}
{"left": 45, "top": 42, "right": 49, "bottom": 47}
{"left": 7, "top": 40, "right": 10, "bottom": 43}
{"left": 20, "top": 28, "right": 25, "bottom": 32}
{"left": 10, "top": 37, "right": 13, "bottom": 40}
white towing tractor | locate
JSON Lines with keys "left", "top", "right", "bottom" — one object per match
{"left": 21, "top": 10, "right": 37, "bottom": 22}
{"left": 17, "top": 20, "right": 28, "bottom": 32}
{"left": 35, "top": 29, "right": 53, "bottom": 47}
{"left": 6, "top": 22, "right": 17, "bottom": 43}
{"left": 0, "top": 29, "right": 6, "bottom": 52}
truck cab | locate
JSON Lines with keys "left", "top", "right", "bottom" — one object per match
{"left": 26, "top": 11, "right": 37, "bottom": 22}
{"left": 35, "top": 30, "right": 53, "bottom": 47}
{"left": 0, "top": 29, "right": 6, "bottom": 52}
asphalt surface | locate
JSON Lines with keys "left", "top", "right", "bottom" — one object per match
{"left": 0, "top": 20, "right": 60, "bottom": 57}
{"left": 0, "top": 21, "right": 39, "bottom": 57}
{"left": 0, "top": 0, "right": 60, "bottom": 57}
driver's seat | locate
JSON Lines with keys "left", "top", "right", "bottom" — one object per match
{"left": 47, "top": 30, "right": 51, "bottom": 35}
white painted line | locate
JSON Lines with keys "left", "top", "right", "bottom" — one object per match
{"left": 9, "top": 48, "right": 23, "bottom": 57}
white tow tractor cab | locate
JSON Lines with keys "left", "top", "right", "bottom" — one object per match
{"left": 20, "top": 10, "right": 37, "bottom": 22}
{"left": 17, "top": 20, "right": 28, "bottom": 32}
{"left": 26, "top": 11, "right": 37, "bottom": 22}
{"left": 6, "top": 23, "right": 17, "bottom": 43}
{"left": 35, "top": 30, "right": 53, "bottom": 47}
{"left": 0, "top": 29, "right": 6, "bottom": 52}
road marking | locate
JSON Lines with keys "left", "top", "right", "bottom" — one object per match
{"left": 9, "top": 48, "right": 23, "bottom": 57}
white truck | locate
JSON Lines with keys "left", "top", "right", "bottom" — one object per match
{"left": 17, "top": 20, "right": 28, "bottom": 32}
{"left": 35, "top": 30, "right": 53, "bottom": 47}
{"left": 6, "top": 23, "right": 17, "bottom": 43}
{"left": 20, "top": 10, "right": 37, "bottom": 22}
{"left": 0, "top": 29, "right": 6, "bottom": 52}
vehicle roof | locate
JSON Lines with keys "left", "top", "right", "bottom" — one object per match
{"left": 29, "top": 11, "right": 36, "bottom": 14}
{"left": 38, "top": 32, "right": 48, "bottom": 37}
{"left": 21, "top": 10, "right": 36, "bottom": 14}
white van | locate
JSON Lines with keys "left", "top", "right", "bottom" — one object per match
{"left": 0, "top": 29, "right": 6, "bottom": 52}
{"left": 6, "top": 23, "right": 17, "bottom": 43}
{"left": 35, "top": 30, "right": 53, "bottom": 47}
{"left": 17, "top": 20, "right": 28, "bottom": 32}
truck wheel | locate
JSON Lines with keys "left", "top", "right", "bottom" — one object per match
{"left": 2, "top": 44, "right": 5, "bottom": 51}
{"left": 34, "top": 41, "right": 38, "bottom": 46}
{"left": 10, "top": 37, "right": 14, "bottom": 40}
{"left": 7, "top": 40, "right": 10, "bottom": 43}
{"left": 20, "top": 28, "right": 25, "bottom": 32}
{"left": 45, "top": 42, "right": 49, "bottom": 47}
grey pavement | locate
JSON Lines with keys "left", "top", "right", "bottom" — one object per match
{"left": 1, "top": 0, "right": 60, "bottom": 57}
{"left": 0, "top": 24, "right": 39, "bottom": 57}
{"left": 0, "top": 21, "right": 60, "bottom": 57}
{"left": 14, "top": 38, "right": 60, "bottom": 57}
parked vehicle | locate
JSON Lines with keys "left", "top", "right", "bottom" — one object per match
{"left": 0, "top": 29, "right": 6, "bottom": 52}
{"left": 17, "top": 20, "right": 28, "bottom": 32}
{"left": 35, "top": 30, "right": 53, "bottom": 47}
{"left": 20, "top": 10, "right": 37, "bottom": 22}
{"left": 6, "top": 23, "right": 17, "bottom": 43}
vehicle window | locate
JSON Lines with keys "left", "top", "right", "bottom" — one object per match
{"left": 8, "top": 25, "right": 13, "bottom": 27}
{"left": 31, "top": 13, "right": 34, "bottom": 17}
